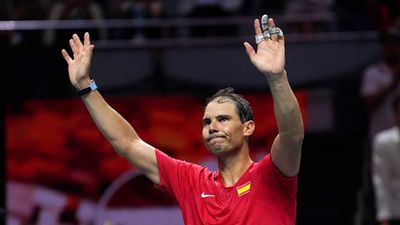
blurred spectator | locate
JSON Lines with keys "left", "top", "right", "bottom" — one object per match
{"left": 361, "top": 28, "right": 400, "bottom": 138}
{"left": 369, "top": 0, "right": 400, "bottom": 33}
{"left": 177, "top": 0, "right": 242, "bottom": 37}
{"left": 335, "top": 0, "right": 372, "bottom": 31}
{"left": 240, "top": 0, "right": 287, "bottom": 15}
{"left": 283, "top": 0, "right": 335, "bottom": 34}
{"left": 108, "top": 0, "right": 169, "bottom": 41}
{"left": 0, "top": 1, "right": 11, "bottom": 47}
{"left": 372, "top": 94, "right": 400, "bottom": 225}
{"left": 108, "top": 0, "right": 147, "bottom": 40}
{"left": 8, "top": 0, "right": 46, "bottom": 47}
{"left": 355, "top": 27, "right": 400, "bottom": 225}
{"left": 146, "top": 0, "right": 169, "bottom": 39}
{"left": 43, "top": 0, "right": 107, "bottom": 47}
{"left": 177, "top": 0, "right": 242, "bottom": 16}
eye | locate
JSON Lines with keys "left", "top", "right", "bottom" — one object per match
{"left": 202, "top": 118, "right": 211, "bottom": 127}
{"left": 218, "top": 116, "right": 229, "bottom": 122}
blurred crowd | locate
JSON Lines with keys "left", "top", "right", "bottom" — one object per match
{"left": 0, "top": 0, "right": 386, "bottom": 47}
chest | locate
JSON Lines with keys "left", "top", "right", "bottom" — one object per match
{"left": 188, "top": 174, "right": 278, "bottom": 217}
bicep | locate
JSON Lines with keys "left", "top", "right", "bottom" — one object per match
{"left": 270, "top": 134, "right": 303, "bottom": 177}
{"left": 122, "top": 140, "right": 160, "bottom": 184}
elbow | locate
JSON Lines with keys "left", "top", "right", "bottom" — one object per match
{"left": 280, "top": 120, "right": 304, "bottom": 140}
{"left": 290, "top": 132, "right": 304, "bottom": 145}
{"left": 292, "top": 116, "right": 305, "bottom": 140}
{"left": 110, "top": 138, "right": 141, "bottom": 157}
{"left": 280, "top": 125, "right": 304, "bottom": 145}
{"left": 296, "top": 124, "right": 305, "bottom": 140}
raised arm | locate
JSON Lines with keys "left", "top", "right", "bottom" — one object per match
{"left": 61, "top": 32, "right": 160, "bottom": 184}
{"left": 244, "top": 15, "right": 304, "bottom": 177}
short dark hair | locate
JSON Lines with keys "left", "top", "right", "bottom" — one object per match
{"left": 206, "top": 87, "right": 255, "bottom": 123}
{"left": 393, "top": 95, "right": 400, "bottom": 113}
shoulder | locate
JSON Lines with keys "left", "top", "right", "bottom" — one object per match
{"left": 255, "top": 153, "right": 298, "bottom": 179}
{"left": 156, "top": 149, "right": 211, "bottom": 176}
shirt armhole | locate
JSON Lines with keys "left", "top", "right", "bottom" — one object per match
{"left": 264, "top": 153, "right": 298, "bottom": 182}
{"left": 262, "top": 154, "right": 298, "bottom": 199}
{"left": 153, "top": 149, "right": 199, "bottom": 202}
{"left": 154, "top": 149, "right": 174, "bottom": 195}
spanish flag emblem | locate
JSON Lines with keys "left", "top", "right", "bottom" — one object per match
{"left": 236, "top": 181, "right": 251, "bottom": 196}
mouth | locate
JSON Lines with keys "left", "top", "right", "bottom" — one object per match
{"left": 207, "top": 135, "right": 226, "bottom": 143}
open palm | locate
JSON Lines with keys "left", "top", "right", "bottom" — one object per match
{"left": 244, "top": 18, "right": 285, "bottom": 76}
{"left": 61, "top": 32, "right": 95, "bottom": 89}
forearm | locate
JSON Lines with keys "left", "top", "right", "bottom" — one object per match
{"left": 81, "top": 90, "right": 140, "bottom": 155}
{"left": 62, "top": 32, "right": 159, "bottom": 182}
{"left": 266, "top": 71, "right": 304, "bottom": 140}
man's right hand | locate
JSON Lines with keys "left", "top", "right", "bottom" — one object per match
{"left": 61, "top": 32, "right": 95, "bottom": 90}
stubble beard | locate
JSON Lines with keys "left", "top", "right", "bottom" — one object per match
{"left": 206, "top": 142, "right": 241, "bottom": 157}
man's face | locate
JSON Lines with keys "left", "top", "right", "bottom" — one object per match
{"left": 202, "top": 100, "right": 249, "bottom": 156}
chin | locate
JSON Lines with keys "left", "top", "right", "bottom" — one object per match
{"left": 207, "top": 146, "right": 224, "bottom": 155}
{"left": 209, "top": 146, "right": 233, "bottom": 157}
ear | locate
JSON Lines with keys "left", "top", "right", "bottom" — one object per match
{"left": 243, "top": 120, "right": 255, "bottom": 137}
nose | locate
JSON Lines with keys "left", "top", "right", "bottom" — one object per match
{"left": 209, "top": 120, "right": 218, "bottom": 134}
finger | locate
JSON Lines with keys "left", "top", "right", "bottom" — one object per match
{"left": 72, "top": 33, "right": 83, "bottom": 49}
{"left": 268, "top": 18, "right": 278, "bottom": 42}
{"left": 84, "top": 32, "right": 91, "bottom": 47}
{"left": 261, "top": 14, "right": 269, "bottom": 32}
{"left": 254, "top": 19, "right": 266, "bottom": 44}
{"left": 254, "top": 19, "right": 262, "bottom": 36}
{"left": 61, "top": 49, "right": 72, "bottom": 64}
{"left": 276, "top": 27, "right": 284, "bottom": 38}
{"left": 276, "top": 28, "right": 285, "bottom": 44}
{"left": 69, "top": 39, "right": 77, "bottom": 56}
{"left": 261, "top": 14, "right": 270, "bottom": 39}
{"left": 244, "top": 42, "right": 256, "bottom": 60}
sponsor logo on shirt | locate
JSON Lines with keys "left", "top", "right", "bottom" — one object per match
{"left": 236, "top": 181, "right": 251, "bottom": 196}
{"left": 201, "top": 192, "right": 216, "bottom": 198}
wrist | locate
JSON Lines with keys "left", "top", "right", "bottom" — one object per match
{"left": 265, "top": 70, "right": 287, "bottom": 82}
{"left": 76, "top": 79, "right": 98, "bottom": 96}
{"left": 74, "top": 78, "right": 92, "bottom": 90}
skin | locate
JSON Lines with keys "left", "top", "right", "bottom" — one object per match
{"left": 61, "top": 16, "right": 304, "bottom": 187}
{"left": 202, "top": 99, "right": 255, "bottom": 186}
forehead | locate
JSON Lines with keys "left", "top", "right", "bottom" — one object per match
{"left": 203, "top": 100, "right": 239, "bottom": 118}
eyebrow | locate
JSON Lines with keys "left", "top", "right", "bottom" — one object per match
{"left": 216, "top": 115, "right": 231, "bottom": 120}
{"left": 202, "top": 114, "right": 231, "bottom": 123}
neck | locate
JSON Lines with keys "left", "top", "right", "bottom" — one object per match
{"left": 218, "top": 148, "right": 253, "bottom": 187}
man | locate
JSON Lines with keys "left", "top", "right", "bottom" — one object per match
{"left": 361, "top": 27, "right": 400, "bottom": 138}
{"left": 355, "top": 26, "right": 400, "bottom": 225}
{"left": 372, "top": 95, "right": 400, "bottom": 225}
{"left": 61, "top": 14, "right": 304, "bottom": 225}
